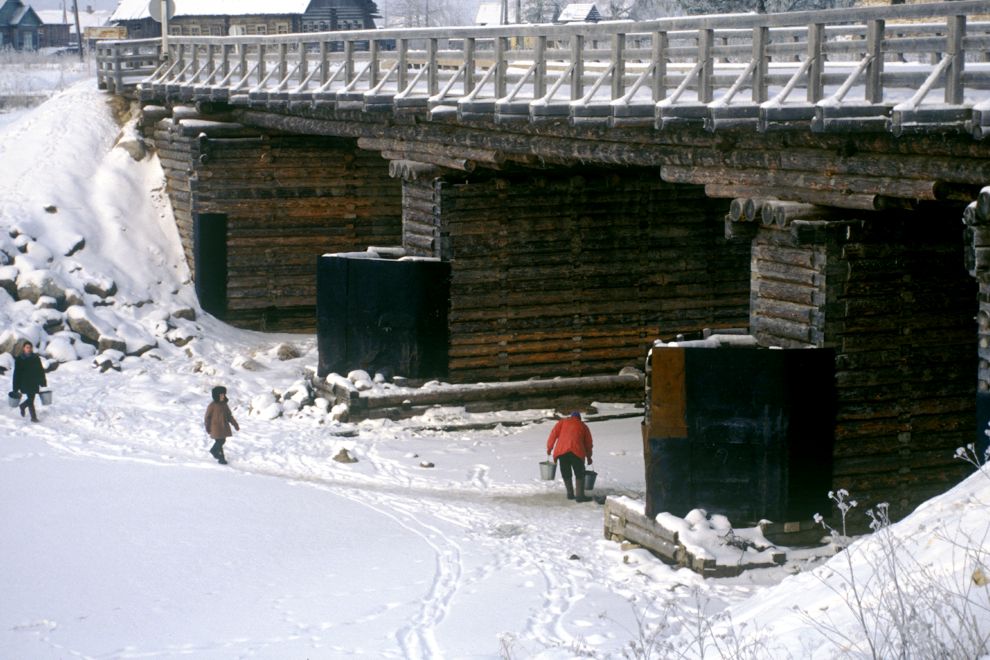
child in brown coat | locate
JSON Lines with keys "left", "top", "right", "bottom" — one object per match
{"left": 204, "top": 385, "right": 239, "bottom": 464}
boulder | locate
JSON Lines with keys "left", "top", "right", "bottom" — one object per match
{"left": 333, "top": 448, "right": 358, "bottom": 464}
{"left": 82, "top": 274, "right": 117, "bottom": 299}
{"left": 16, "top": 269, "right": 66, "bottom": 308}
{"left": 31, "top": 307, "right": 64, "bottom": 333}
{"left": 66, "top": 305, "right": 109, "bottom": 344}
{"left": 329, "top": 402, "right": 349, "bottom": 422}
{"left": 274, "top": 343, "right": 301, "bottom": 361}
{"left": 93, "top": 350, "right": 123, "bottom": 373}
{"left": 98, "top": 336, "right": 127, "bottom": 353}
{"left": 0, "top": 265, "right": 18, "bottom": 299}
{"left": 115, "top": 320, "right": 157, "bottom": 356}
{"left": 171, "top": 307, "right": 196, "bottom": 321}
{"left": 44, "top": 335, "right": 78, "bottom": 363}
{"left": 63, "top": 288, "right": 85, "bottom": 307}
{"left": 116, "top": 133, "right": 147, "bottom": 161}
{"left": 232, "top": 355, "right": 264, "bottom": 371}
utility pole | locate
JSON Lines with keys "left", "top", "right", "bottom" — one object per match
{"left": 71, "top": 0, "right": 83, "bottom": 62}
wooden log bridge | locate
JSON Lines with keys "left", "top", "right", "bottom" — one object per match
{"left": 99, "top": 2, "right": 990, "bottom": 139}
{"left": 95, "top": 0, "right": 990, "bottom": 523}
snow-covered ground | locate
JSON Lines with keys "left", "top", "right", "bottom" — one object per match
{"left": 0, "top": 73, "right": 988, "bottom": 659}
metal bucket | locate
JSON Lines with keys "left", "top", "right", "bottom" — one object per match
{"left": 539, "top": 460, "right": 556, "bottom": 480}
{"left": 7, "top": 393, "right": 19, "bottom": 408}
{"left": 39, "top": 390, "right": 52, "bottom": 406}
{"left": 584, "top": 470, "right": 597, "bottom": 491}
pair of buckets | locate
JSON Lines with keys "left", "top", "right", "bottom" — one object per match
{"left": 6, "top": 390, "right": 52, "bottom": 407}
{"left": 539, "top": 460, "right": 598, "bottom": 490}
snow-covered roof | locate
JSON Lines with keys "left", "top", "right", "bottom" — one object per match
{"left": 557, "top": 3, "right": 600, "bottom": 23}
{"left": 475, "top": 2, "right": 516, "bottom": 25}
{"left": 37, "top": 8, "right": 111, "bottom": 28}
{"left": 111, "top": 0, "right": 312, "bottom": 22}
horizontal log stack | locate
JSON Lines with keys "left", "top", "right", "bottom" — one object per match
{"left": 964, "top": 187, "right": 990, "bottom": 462}
{"left": 147, "top": 108, "right": 402, "bottom": 331}
{"left": 739, "top": 201, "right": 976, "bottom": 523}
{"left": 401, "top": 169, "right": 752, "bottom": 383}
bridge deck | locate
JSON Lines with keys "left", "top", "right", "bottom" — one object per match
{"left": 98, "top": 1, "right": 990, "bottom": 138}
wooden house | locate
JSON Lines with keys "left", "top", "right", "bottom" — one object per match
{"left": 0, "top": 0, "right": 42, "bottom": 50}
{"left": 109, "top": 0, "right": 379, "bottom": 38}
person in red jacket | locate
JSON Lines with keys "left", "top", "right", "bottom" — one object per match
{"left": 546, "top": 411, "right": 594, "bottom": 502}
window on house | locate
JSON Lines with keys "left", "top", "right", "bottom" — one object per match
{"left": 276, "top": 23, "right": 289, "bottom": 34}
{"left": 255, "top": 24, "right": 267, "bottom": 35}
{"left": 210, "top": 25, "right": 223, "bottom": 36}
{"left": 188, "top": 26, "right": 201, "bottom": 35}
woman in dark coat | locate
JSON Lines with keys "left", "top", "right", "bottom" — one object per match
{"left": 204, "top": 385, "right": 239, "bottom": 465}
{"left": 12, "top": 341, "right": 46, "bottom": 423}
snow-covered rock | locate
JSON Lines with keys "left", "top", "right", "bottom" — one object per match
{"left": 16, "top": 269, "right": 66, "bottom": 307}
{"left": 348, "top": 369, "right": 374, "bottom": 391}
{"left": 31, "top": 306, "right": 64, "bottom": 333}
{"left": 44, "top": 335, "right": 78, "bottom": 363}
{"left": 273, "top": 343, "right": 300, "bottom": 361}
{"left": 0, "top": 265, "right": 18, "bottom": 298}
{"left": 329, "top": 402, "right": 349, "bottom": 422}
{"left": 82, "top": 273, "right": 117, "bottom": 299}
{"left": 232, "top": 355, "right": 265, "bottom": 371}
{"left": 249, "top": 391, "right": 282, "bottom": 420}
{"left": 93, "top": 349, "right": 124, "bottom": 372}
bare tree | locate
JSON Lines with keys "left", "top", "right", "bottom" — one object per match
{"left": 520, "top": 0, "right": 561, "bottom": 23}
{"left": 601, "top": 0, "right": 682, "bottom": 20}
{"left": 385, "top": 0, "right": 474, "bottom": 26}
{"left": 679, "top": 0, "right": 853, "bottom": 14}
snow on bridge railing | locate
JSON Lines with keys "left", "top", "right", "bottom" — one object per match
{"left": 95, "top": 0, "right": 990, "bottom": 137}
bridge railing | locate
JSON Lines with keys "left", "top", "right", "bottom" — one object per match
{"left": 96, "top": 0, "right": 990, "bottom": 136}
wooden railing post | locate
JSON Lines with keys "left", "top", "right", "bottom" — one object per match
{"left": 205, "top": 44, "right": 216, "bottom": 83}
{"left": 652, "top": 30, "right": 667, "bottom": 102}
{"left": 344, "top": 39, "right": 355, "bottom": 82}
{"left": 113, "top": 43, "right": 123, "bottom": 92}
{"left": 177, "top": 43, "right": 187, "bottom": 81}
{"left": 698, "top": 28, "right": 713, "bottom": 103}
{"left": 464, "top": 37, "right": 476, "bottom": 95}
{"left": 319, "top": 40, "right": 329, "bottom": 85}
{"left": 397, "top": 37, "right": 408, "bottom": 91}
{"left": 257, "top": 44, "right": 267, "bottom": 83}
{"left": 571, "top": 33, "right": 584, "bottom": 100}
{"left": 866, "top": 19, "right": 884, "bottom": 103}
{"left": 279, "top": 42, "right": 288, "bottom": 81}
{"left": 753, "top": 25, "right": 768, "bottom": 103}
{"left": 946, "top": 14, "right": 965, "bottom": 105}
{"left": 612, "top": 32, "right": 626, "bottom": 100}
{"left": 807, "top": 23, "right": 825, "bottom": 103}
{"left": 190, "top": 44, "right": 200, "bottom": 82}
{"left": 495, "top": 35, "right": 507, "bottom": 98}
{"left": 222, "top": 43, "right": 232, "bottom": 79}
{"left": 427, "top": 37, "right": 438, "bottom": 96}
{"left": 369, "top": 38, "right": 379, "bottom": 87}
{"left": 298, "top": 40, "right": 309, "bottom": 84}
{"left": 535, "top": 34, "right": 547, "bottom": 99}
